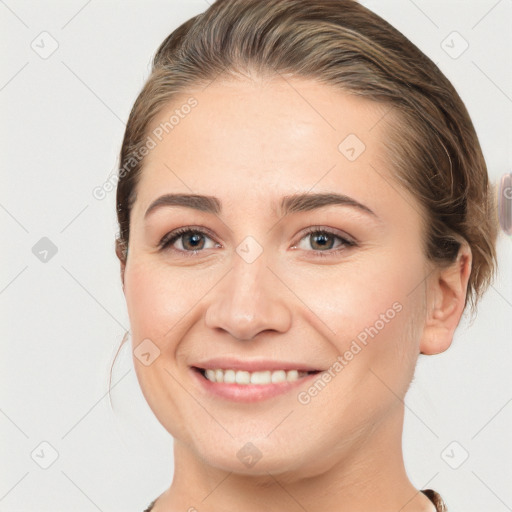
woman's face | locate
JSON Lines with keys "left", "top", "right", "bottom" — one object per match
{"left": 123, "top": 77, "right": 432, "bottom": 477}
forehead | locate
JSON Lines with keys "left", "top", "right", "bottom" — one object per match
{"left": 132, "top": 76, "right": 408, "bottom": 222}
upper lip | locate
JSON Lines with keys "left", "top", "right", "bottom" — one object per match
{"left": 192, "top": 357, "right": 322, "bottom": 373}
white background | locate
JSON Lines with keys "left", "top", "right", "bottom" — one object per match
{"left": 1, "top": 0, "right": 511, "bottom": 511}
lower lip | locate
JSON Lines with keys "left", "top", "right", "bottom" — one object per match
{"left": 191, "top": 368, "right": 319, "bottom": 403}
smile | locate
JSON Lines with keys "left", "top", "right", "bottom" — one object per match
{"left": 191, "top": 365, "right": 321, "bottom": 402}
{"left": 201, "top": 368, "right": 317, "bottom": 385}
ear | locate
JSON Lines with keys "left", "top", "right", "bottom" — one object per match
{"left": 115, "top": 237, "right": 127, "bottom": 291}
{"left": 419, "top": 242, "right": 472, "bottom": 355}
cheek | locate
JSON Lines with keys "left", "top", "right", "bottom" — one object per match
{"left": 289, "top": 249, "right": 420, "bottom": 336}
{"left": 123, "top": 260, "right": 197, "bottom": 436}
{"left": 124, "top": 259, "right": 198, "bottom": 342}
{"left": 297, "top": 247, "right": 425, "bottom": 381}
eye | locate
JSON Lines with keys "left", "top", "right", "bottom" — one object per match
{"left": 159, "top": 227, "right": 219, "bottom": 254}
{"left": 292, "top": 227, "right": 357, "bottom": 257}
{"left": 158, "top": 226, "right": 357, "bottom": 258}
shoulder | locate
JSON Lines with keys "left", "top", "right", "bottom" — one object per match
{"left": 421, "top": 489, "right": 448, "bottom": 511}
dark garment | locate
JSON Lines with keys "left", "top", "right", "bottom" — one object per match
{"left": 143, "top": 488, "right": 447, "bottom": 511}
{"left": 422, "top": 489, "right": 448, "bottom": 511}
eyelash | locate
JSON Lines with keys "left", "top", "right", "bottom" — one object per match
{"left": 158, "top": 226, "right": 357, "bottom": 258}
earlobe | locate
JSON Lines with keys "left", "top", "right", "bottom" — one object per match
{"left": 419, "top": 243, "right": 472, "bottom": 355}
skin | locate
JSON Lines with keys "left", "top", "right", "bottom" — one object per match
{"left": 118, "top": 76, "right": 471, "bottom": 512}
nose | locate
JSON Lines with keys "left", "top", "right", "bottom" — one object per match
{"left": 204, "top": 253, "right": 292, "bottom": 341}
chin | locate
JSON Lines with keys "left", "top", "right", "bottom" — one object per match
{"left": 189, "top": 434, "right": 325, "bottom": 478}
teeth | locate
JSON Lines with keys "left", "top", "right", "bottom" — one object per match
{"left": 271, "top": 370, "right": 287, "bottom": 383}
{"left": 236, "top": 370, "right": 250, "bottom": 384}
{"left": 202, "top": 368, "right": 310, "bottom": 384}
{"left": 287, "top": 370, "right": 299, "bottom": 381}
{"left": 251, "top": 371, "right": 271, "bottom": 384}
{"left": 224, "top": 369, "right": 236, "bottom": 384}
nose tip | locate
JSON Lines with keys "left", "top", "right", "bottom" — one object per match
{"left": 225, "top": 313, "right": 274, "bottom": 342}
{"left": 205, "top": 292, "right": 291, "bottom": 341}
{"left": 204, "top": 262, "right": 292, "bottom": 341}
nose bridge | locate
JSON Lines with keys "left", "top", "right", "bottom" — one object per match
{"left": 204, "top": 247, "right": 292, "bottom": 340}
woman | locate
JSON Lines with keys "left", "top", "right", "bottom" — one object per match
{"left": 113, "top": 1, "right": 498, "bottom": 510}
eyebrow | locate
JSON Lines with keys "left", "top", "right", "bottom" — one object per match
{"left": 144, "top": 192, "right": 378, "bottom": 220}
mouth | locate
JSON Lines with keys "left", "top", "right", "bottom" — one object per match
{"left": 190, "top": 365, "right": 322, "bottom": 402}
{"left": 194, "top": 367, "right": 320, "bottom": 385}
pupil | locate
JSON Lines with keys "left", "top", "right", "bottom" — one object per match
{"left": 185, "top": 233, "right": 204, "bottom": 250}
{"left": 312, "top": 232, "right": 333, "bottom": 250}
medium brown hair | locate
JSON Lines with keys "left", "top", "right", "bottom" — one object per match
{"left": 115, "top": 0, "right": 498, "bottom": 317}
